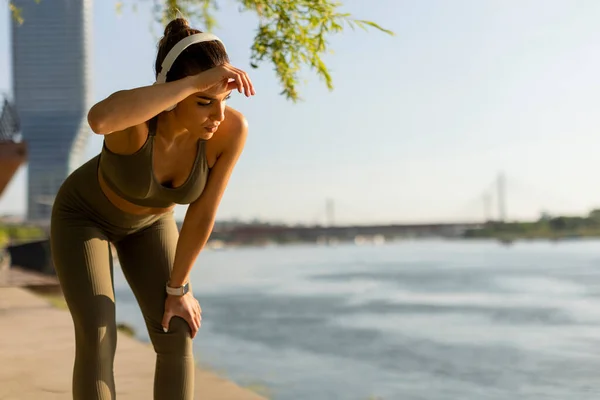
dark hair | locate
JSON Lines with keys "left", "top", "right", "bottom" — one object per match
{"left": 155, "top": 18, "right": 229, "bottom": 82}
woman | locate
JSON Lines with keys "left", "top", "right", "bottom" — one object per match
{"left": 50, "top": 17, "right": 255, "bottom": 399}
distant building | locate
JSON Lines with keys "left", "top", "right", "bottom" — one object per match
{"left": 10, "top": 0, "right": 93, "bottom": 222}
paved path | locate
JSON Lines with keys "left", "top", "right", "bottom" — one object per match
{"left": 0, "top": 287, "right": 267, "bottom": 400}
{"left": 0, "top": 266, "right": 59, "bottom": 288}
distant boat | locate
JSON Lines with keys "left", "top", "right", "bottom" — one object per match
{"left": 0, "top": 97, "right": 27, "bottom": 198}
{"left": 354, "top": 235, "right": 386, "bottom": 246}
{"left": 373, "top": 234, "right": 386, "bottom": 245}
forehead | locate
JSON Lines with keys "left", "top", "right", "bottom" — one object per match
{"left": 199, "top": 83, "right": 231, "bottom": 98}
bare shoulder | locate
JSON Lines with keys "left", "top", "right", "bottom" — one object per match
{"left": 212, "top": 107, "right": 248, "bottom": 155}
{"left": 222, "top": 106, "right": 248, "bottom": 140}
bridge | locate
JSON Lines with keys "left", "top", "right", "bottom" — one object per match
{"left": 200, "top": 172, "right": 576, "bottom": 245}
{"left": 208, "top": 222, "right": 485, "bottom": 245}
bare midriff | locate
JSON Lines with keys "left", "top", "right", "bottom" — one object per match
{"left": 97, "top": 168, "right": 175, "bottom": 216}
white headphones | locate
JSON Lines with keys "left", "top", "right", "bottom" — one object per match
{"left": 155, "top": 32, "right": 225, "bottom": 111}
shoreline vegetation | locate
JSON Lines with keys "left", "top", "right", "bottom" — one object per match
{"left": 0, "top": 223, "right": 45, "bottom": 247}
{"left": 463, "top": 209, "right": 600, "bottom": 243}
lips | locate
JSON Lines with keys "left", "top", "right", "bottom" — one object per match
{"left": 204, "top": 125, "right": 218, "bottom": 133}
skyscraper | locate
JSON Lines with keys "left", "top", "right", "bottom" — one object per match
{"left": 10, "top": 0, "right": 93, "bottom": 222}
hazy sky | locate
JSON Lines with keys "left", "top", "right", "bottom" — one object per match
{"left": 1, "top": 0, "right": 600, "bottom": 224}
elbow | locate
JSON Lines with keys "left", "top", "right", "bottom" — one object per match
{"left": 88, "top": 91, "right": 124, "bottom": 135}
{"left": 87, "top": 105, "right": 111, "bottom": 135}
{"left": 87, "top": 106, "right": 105, "bottom": 134}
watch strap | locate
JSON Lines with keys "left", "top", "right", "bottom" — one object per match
{"left": 166, "top": 281, "right": 189, "bottom": 296}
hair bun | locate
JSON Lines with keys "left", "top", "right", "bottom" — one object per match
{"left": 164, "top": 17, "right": 190, "bottom": 37}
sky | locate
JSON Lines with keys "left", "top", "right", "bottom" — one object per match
{"left": 1, "top": 0, "right": 600, "bottom": 224}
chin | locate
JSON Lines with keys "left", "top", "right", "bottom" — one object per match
{"left": 198, "top": 125, "right": 219, "bottom": 140}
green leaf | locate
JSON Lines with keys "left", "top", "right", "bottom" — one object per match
{"left": 9, "top": 2, "right": 24, "bottom": 25}
{"left": 14, "top": 0, "right": 394, "bottom": 102}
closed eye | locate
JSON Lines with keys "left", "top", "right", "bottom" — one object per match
{"left": 197, "top": 94, "right": 232, "bottom": 107}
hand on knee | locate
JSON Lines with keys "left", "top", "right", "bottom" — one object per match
{"left": 161, "top": 293, "right": 202, "bottom": 338}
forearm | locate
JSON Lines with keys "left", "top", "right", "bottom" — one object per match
{"left": 87, "top": 76, "right": 197, "bottom": 135}
{"left": 169, "top": 216, "right": 215, "bottom": 288}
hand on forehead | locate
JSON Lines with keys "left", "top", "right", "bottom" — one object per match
{"left": 199, "top": 80, "right": 233, "bottom": 97}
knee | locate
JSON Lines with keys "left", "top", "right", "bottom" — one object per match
{"left": 75, "top": 319, "right": 117, "bottom": 362}
{"left": 152, "top": 316, "right": 193, "bottom": 357}
{"left": 72, "top": 296, "right": 117, "bottom": 361}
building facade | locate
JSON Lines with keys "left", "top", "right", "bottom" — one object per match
{"left": 10, "top": 0, "right": 93, "bottom": 221}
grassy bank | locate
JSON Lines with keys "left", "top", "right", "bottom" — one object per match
{"left": 0, "top": 223, "right": 46, "bottom": 247}
{"left": 463, "top": 210, "right": 600, "bottom": 241}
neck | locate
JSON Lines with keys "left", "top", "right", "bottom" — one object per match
{"left": 156, "top": 112, "right": 187, "bottom": 142}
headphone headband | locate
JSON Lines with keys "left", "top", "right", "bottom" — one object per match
{"left": 155, "top": 32, "right": 224, "bottom": 84}
{"left": 155, "top": 32, "right": 224, "bottom": 111}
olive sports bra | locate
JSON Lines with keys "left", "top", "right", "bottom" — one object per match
{"left": 98, "top": 119, "right": 209, "bottom": 208}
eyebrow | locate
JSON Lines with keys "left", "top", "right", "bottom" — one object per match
{"left": 196, "top": 92, "right": 232, "bottom": 101}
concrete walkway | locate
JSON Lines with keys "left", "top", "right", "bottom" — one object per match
{"left": 0, "top": 287, "right": 267, "bottom": 400}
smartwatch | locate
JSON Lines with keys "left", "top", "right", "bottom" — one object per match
{"left": 166, "top": 281, "right": 189, "bottom": 296}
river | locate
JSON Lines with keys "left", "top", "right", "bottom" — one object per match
{"left": 113, "top": 239, "right": 600, "bottom": 399}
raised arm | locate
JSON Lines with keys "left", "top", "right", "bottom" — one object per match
{"left": 87, "top": 64, "right": 254, "bottom": 135}
{"left": 87, "top": 76, "right": 198, "bottom": 135}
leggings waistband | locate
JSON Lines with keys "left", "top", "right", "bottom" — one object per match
{"left": 52, "top": 155, "right": 169, "bottom": 240}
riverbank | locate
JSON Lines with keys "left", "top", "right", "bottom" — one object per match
{"left": 0, "top": 286, "right": 267, "bottom": 400}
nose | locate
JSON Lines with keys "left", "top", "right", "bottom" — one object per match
{"left": 210, "top": 102, "right": 226, "bottom": 123}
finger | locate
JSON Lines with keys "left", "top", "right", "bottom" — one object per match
{"left": 231, "top": 68, "right": 249, "bottom": 97}
{"left": 161, "top": 312, "right": 172, "bottom": 333}
{"left": 227, "top": 75, "right": 242, "bottom": 94}
{"left": 247, "top": 72, "right": 255, "bottom": 96}
{"left": 185, "top": 314, "right": 198, "bottom": 338}
{"left": 224, "top": 66, "right": 243, "bottom": 93}
{"left": 226, "top": 80, "right": 239, "bottom": 92}
{"left": 234, "top": 72, "right": 243, "bottom": 94}
{"left": 242, "top": 70, "right": 255, "bottom": 96}
{"left": 195, "top": 311, "right": 202, "bottom": 331}
{"left": 193, "top": 305, "right": 202, "bottom": 326}
{"left": 224, "top": 64, "right": 253, "bottom": 96}
{"left": 233, "top": 67, "right": 251, "bottom": 97}
{"left": 192, "top": 315, "right": 200, "bottom": 338}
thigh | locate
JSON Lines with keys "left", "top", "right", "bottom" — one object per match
{"left": 50, "top": 215, "right": 115, "bottom": 330}
{"left": 113, "top": 213, "right": 179, "bottom": 325}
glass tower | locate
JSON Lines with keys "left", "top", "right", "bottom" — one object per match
{"left": 10, "top": 0, "right": 93, "bottom": 222}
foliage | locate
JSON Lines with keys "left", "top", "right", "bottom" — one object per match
{"left": 463, "top": 209, "right": 600, "bottom": 240}
{"left": 117, "top": 323, "right": 136, "bottom": 337}
{"left": 10, "top": 0, "right": 393, "bottom": 102}
{"left": 0, "top": 224, "right": 45, "bottom": 244}
{"left": 0, "top": 230, "right": 8, "bottom": 247}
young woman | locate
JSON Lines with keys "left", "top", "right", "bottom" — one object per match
{"left": 50, "top": 17, "right": 255, "bottom": 399}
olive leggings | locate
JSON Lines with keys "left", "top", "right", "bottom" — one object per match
{"left": 50, "top": 156, "right": 194, "bottom": 399}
